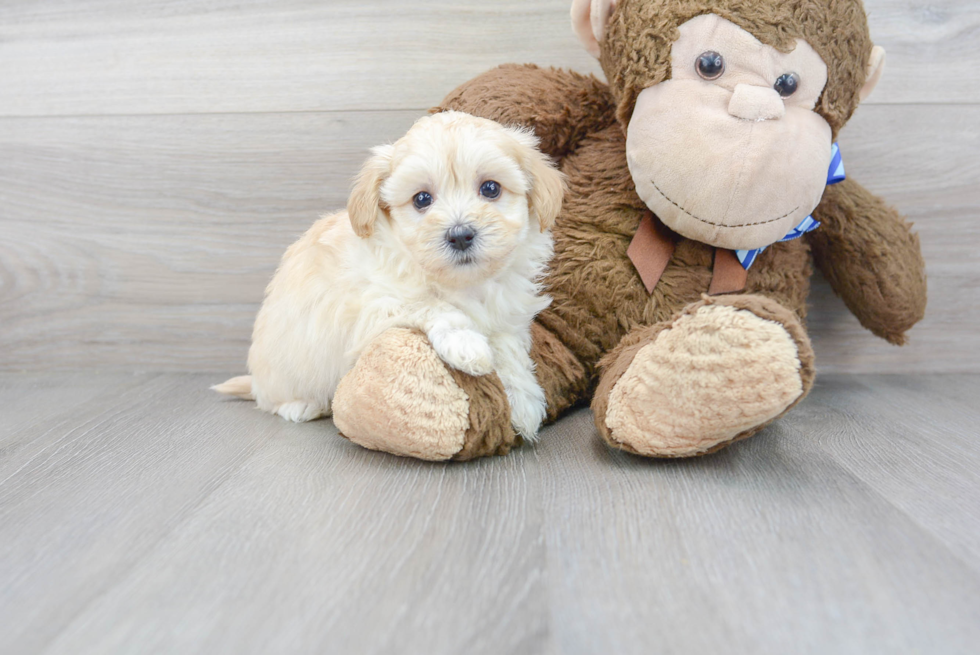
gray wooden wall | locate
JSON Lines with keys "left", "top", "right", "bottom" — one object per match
{"left": 1, "top": 0, "right": 977, "bottom": 374}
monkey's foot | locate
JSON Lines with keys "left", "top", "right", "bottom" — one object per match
{"left": 593, "top": 295, "right": 815, "bottom": 457}
{"left": 332, "top": 328, "right": 519, "bottom": 461}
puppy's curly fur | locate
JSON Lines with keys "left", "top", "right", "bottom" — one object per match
{"left": 215, "top": 111, "right": 565, "bottom": 440}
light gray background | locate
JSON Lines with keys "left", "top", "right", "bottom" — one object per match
{"left": 2, "top": 0, "right": 977, "bottom": 374}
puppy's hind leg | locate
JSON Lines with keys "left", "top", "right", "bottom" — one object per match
{"left": 275, "top": 400, "right": 328, "bottom": 423}
{"left": 214, "top": 375, "right": 327, "bottom": 422}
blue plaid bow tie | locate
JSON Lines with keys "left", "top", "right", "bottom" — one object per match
{"left": 735, "top": 143, "right": 845, "bottom": 269}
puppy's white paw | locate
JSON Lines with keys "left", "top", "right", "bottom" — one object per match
{"left": 508, "top": 387, "right": 547, "bottom": 441}
{"left": 430, "top": 328, "right": 495, "bottom": 377}
{"left": 276, "top": 401, "right": 326, "bottom": 423}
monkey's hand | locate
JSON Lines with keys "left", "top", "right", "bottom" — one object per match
{"left": 435, "top": 64, "right": 615, "bottom": 161}
{"left": 808, "top": 178, "right": 927, "bottom": 345}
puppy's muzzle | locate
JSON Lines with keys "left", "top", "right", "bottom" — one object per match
{"left": 445, "top": 224, "right": 477, "bottom": 252}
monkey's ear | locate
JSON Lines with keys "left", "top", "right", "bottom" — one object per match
{"left": 859, "top": 46, "right": 886, "bottom": 102}
{"left": 571, "top": 0, "right": 617, "bottom": 58}
{"left": 347, "top": 145, "right": 393, "bottom": 238}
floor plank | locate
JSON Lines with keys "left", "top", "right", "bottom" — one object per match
{"left": 804, "top": 375, "right": 980, "bottom": 571}
{"left": 0, "top": 373, "right": 547, "bottom": 655}
{"left": 1, "top": 373, "right": 979, "bottom": 654}
{"left": 0, "top": 374, "right": 283, "bottom": 654}
{"left": 1, "top": 105, "right": 976, "bottom": 373}
{"left": 0, "top": 0, "right": 975, "bottom": 118}
{"left": 538, "top": 400, "right": 980, "bottom": 655}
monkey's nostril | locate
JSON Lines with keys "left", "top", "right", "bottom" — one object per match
{"left": 446, "top": 225, "right": 477, "bottom": 252}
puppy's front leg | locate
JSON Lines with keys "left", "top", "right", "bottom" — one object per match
{"left": 421, "top": 306, "right": 495, "bottom": 377}
{"left": 491, "top": 333, "right": 547, "bottom": 441}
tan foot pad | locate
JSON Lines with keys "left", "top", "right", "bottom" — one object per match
{"left": 605, "top": 303, "right": 805, "bottom": 457}
{"left": 333, "top": 328, "right": 519, "bottom": 461}
{"left": 333, "top": 328, "right": 471, "bottom": 461}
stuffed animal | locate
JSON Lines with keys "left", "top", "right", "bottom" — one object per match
{"left": 331, "top": 0, "right": 926, "bottom": 460}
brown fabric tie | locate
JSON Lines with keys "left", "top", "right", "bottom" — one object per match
{"left": 707, "top": 248, "right": 748, "bottom": 295}
{"left": 628, "top": 211, "right": 747, "bottom": 296}
{"left": 627, "top": 211, "right": 676, "bottom": 294}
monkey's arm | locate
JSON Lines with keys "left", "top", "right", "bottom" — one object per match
{"left": 437, "top": 64, "right": 616, "bottom": 160}
{"left": 807, "top": 178, "right": 927, "bottom": 345}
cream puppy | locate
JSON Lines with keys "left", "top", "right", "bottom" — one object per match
{"left": 214, "top": 111, "right": 564, "bottom": 440}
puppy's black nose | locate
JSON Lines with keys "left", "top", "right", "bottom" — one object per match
{"left": 446, "top": 225, "right": 477, "bottom": 252}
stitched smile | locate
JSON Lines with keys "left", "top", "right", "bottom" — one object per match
{"left": 651, "top": 180, "right": 799, "bottom": 228}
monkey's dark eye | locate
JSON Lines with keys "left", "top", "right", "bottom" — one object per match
{"left": 412, "top": 191, "right": 433, "bottom": 211}
{"left": 774, "top": 73, "right": 800, "bottom": 97}
{"left": 480, "top": 180, "right": 501, "bottom": 200}
{"left": 695, "top": 51, "right": 725, "bottom": 80}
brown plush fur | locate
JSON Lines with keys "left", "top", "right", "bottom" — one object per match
{"left": 448, "top": 368, "right": 522, "bottom": 461}
{"left": 439, "top": 64, "right": 618, "bottom": 160}
{"left": 419, "top": 0, "right": 925, "bottom": 457}
{"left": 528, "top": 321, "right": 590, "bottom": 423}
{"left": 809, "top": 179, "right": 927, "bottom": 344}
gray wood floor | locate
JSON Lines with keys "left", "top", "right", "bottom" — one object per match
{"left": 2, "top": 373, "right": 978, "bottom": 654}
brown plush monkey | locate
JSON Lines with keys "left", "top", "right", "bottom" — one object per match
{"left": 332, "top": 0, "right": 926, "bottom": 460}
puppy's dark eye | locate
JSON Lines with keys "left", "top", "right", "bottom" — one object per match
{"left": 412, "top": 191, "right": 433, "bottom": 211}
{"left": 774, "top": 73, "right": 800, "bottom": 97}
{"left": 480, "top": 180, "right": 501, "bottom": 200}
{"left": 696, "top": 51, "right": 725, "bottom": 80}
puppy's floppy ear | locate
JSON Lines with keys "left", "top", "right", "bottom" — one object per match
{"left": 508, "top": 128, "right": 566, "bottom": 232}
{"left": 348, "top": 145, "right": 393, "bottom": 238}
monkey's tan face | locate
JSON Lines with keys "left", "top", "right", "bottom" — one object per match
{"left": 626, "top": 14, "right": 833, "bottom": 250}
